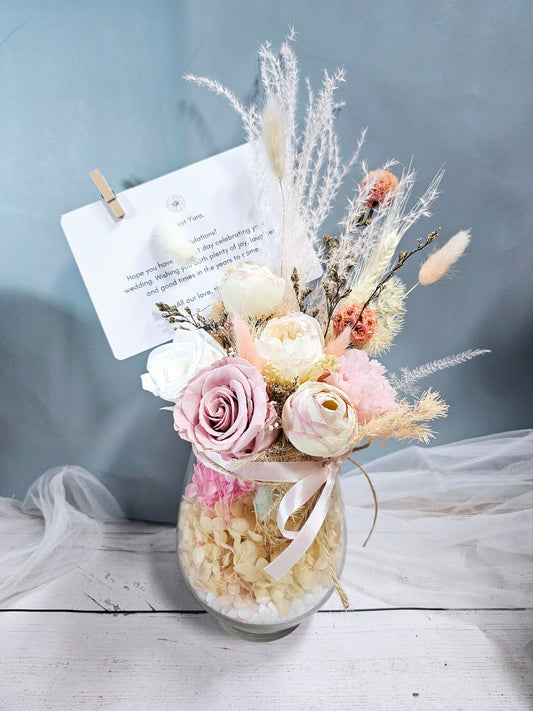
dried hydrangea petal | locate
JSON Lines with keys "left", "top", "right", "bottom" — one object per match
{"left": 178, "top": 485, "right": 344, "bottom": 622}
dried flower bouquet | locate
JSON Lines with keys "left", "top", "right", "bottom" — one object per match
{"left": 141, "top": 31, "right": 488, "bottom": 637}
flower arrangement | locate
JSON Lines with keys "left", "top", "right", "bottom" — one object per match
{"left": 141, "top": 32, "right": 488, "bottom": 637}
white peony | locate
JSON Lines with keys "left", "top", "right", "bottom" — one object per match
{"left": 255, "top": 312, "right": 324, "bottom": 380}
{"left": 141, "top": 328, "right": 226, "bottom": 402}
{"left": 220, "top": 261, "right": 285, "bottom": 317}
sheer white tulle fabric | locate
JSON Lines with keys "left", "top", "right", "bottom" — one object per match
{"left": 342, "top": 429, "right": 533, "bottom": 608}
{"left": 0, "top": 466, "right": 175, "bottom": 604}
{"left": 0, "top": 430, "right": 531, "bottom": 608}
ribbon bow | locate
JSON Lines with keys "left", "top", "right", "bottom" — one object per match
{"left": 195, "top": 449, "right": 341, "bottom": 580}
{"left": 263, "top": 459, "right": 340, "bottom": 580}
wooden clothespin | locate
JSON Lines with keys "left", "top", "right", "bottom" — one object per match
{"left": 90, "top": 169, "right": 125, "bottom": 219}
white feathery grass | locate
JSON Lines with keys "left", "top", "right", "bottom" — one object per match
{"left": 389, "top": 349, "right": 491, "bottom": 395}
{"left": 153, "top": 214, "right": 197, "bottom": 264}
{"left": 186, "top": 29, "right": 363, "bottom": 284}
{"left": 352, "top": 167, "right": 444, "bottom": 294}
{"left": 418, "top": 229, "right": 471, "bottom": 285}
{"left": 262, "top": 95, "right": 286, "bottom": 182}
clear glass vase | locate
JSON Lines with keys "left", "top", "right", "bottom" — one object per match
{"left": 177, "top": 450, "right": 346, "bottom": 642}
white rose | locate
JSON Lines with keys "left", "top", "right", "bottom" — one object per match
{"left": 220, "top": 261, "right": 285, "bottom": 317}
{"left": 255, "top": 312, "right": 324, "bottom": 380}
{"left": 282, "top": 381, "right": 358, "bottom": 458}
{"left": 141, "top": 328, "right": 225, "bottom": 402}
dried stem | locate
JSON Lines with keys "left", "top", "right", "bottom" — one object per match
{"left": 156, "top": 302, "right": 233, "bottom": 353}
{"left": 291, "top": 267, "right": 314, "bottom": 314}
{"left": 352, "top": 228, "right": 439, "bottom": 329}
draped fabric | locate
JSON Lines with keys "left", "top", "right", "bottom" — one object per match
{"left": 1, "top": 430, "right": 531, "bottom": 608}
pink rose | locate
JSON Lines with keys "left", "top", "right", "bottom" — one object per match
{"left": 326, "top": 349, "right": 396, "bottom": 423}
{"left": 173, "top": 357, "right": 279, "bottom": 459}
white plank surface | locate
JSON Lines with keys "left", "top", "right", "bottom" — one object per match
{"left": 3, "top": 430, "right": 533, "bottom": 711}
{"left": 1, "top": 541, "right": 531, "bottom": 711}
{"left": 1, "top": 609, "right": 531, "bottom": 710}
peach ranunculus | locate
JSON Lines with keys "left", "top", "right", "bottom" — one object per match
{"left": 282, "top": 381, "right": 358, "bottom": 458}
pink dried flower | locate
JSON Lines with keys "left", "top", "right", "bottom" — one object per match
{"left": 360, "top": 169, "right": 398, "bottom": 208}
{"left": 333, "top": 303, "right": 378, "bottom": 347}
{"left": 173, "top": 357, "right": 279, "bottom": 459}
{"left": 185, "top": 461, "right": 255, "bottom": 513}
{"left": 326, "top": 349, "right": 396, "bottom": 423}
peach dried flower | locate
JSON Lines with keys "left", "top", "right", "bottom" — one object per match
{"left": 333, "top": 303, "right": 378, "bottom": 346}
{"left": 360, "top": 169, "right": 398, "bottom": 208}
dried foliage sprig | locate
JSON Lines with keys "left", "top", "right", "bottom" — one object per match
{"left": 389, "top": 349, "right": 491, "bottom": 396}
{"left": 318, "top": 234, "right": 359, "bottom": 334}
{"left": 350, "top": 228, "right": 440, "bottom": 334}
{"left": 290, "top": 267, "right": 316, "bottom": 315}
{"left": 156, "top": 302, "right": 234, "bottom": 353}
{"left": 357, "top": 389, "right": 448, "bottom": 445}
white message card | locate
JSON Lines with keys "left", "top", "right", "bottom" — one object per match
{"left": 61, "top": 145, "right": 280, "bottom": 359}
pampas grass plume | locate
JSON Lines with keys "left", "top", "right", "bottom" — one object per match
{"left": 418, "top": 229, "right": 470, "bottom": 285}
{"left": 262, "top": 95, "right": 286, "bottom": 182}
{"left": 154, "top": 214, "right": 198, "bottom": 265}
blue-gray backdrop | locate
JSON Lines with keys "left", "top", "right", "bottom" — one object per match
{"left": 1, "top": 0, "right": 531, "bottom": 522}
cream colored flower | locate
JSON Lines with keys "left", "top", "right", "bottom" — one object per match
{"left": 282, "top": 381, "right": 358, "bottom": 458}
{"left": 220, "top": 261, "right": 285, "bottom": 317}
{"left": 255, "top": 312, "right": 324, "bottom": 380}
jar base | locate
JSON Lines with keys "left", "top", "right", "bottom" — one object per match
{"left": 217, "top": 619, "right": 299, "bottom": 642}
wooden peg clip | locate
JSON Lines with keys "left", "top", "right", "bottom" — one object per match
{"left": 90, "top": 169, "right": 125, "bottom": 219}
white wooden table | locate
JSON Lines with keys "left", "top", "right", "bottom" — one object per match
{"left": 2, "top": 431, "right": 532, "bottom": 710}
{"left": 1, "top": 524, "right": 531, "bottom": 710}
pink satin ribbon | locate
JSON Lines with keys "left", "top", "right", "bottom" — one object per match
{"left": 194, "top": 449, "right": 341, "bottom": 580}
{"left": 264, "top": 460, "right": 339, "bottom": 579}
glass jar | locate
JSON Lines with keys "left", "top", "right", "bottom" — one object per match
{"left": 177, "top": 450, "right": 346, "bottom": 642}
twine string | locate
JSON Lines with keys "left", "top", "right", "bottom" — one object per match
{"left": 347, "top": 456, "right": 379, "bottom": 547}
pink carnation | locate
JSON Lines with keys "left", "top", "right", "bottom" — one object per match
{"left": 173, "top": 356, "right": 279, "bottom": 459}
{"left": 185, "top": 461, "right": 255, "bottom": 513}
{"left": 326, "top": 350, "right": 396, "bottom": 423}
